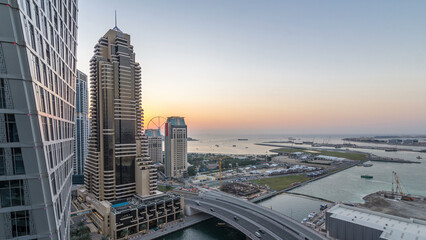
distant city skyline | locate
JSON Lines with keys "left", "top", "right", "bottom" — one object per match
{"left": 77, "top": 0, "right": 426, "bottom": 135}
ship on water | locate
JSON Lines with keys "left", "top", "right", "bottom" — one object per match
{"left": 385, "top": 148, "right": 398, "bottom": 152}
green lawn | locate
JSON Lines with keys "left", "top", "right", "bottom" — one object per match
{"left": 250, "top": 174, "right": 310, "bottom": 191}
{"left": 271, "top": 148, "right": 367, "bottom": 161}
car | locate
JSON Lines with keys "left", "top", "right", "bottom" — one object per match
{"left": 210, "top": 208, "right": 215, "bottom": 212}
{"left": 233, "top": 216, "right": 238, "bottom": 221}
{"left": 196, "top": 201, "right": 200, "bottom": 206}
{"left": 254, "top": 231, "right": 261, "bottom": 238}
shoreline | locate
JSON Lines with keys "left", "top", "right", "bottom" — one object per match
{"left": 255, "top": 142, "right": 426, "bottom": 154}
{"left": 251, "top": 162, "right": 357, "bottom": 203}
{"left": 256, "top": 143, "right": 421, "bottom": 164}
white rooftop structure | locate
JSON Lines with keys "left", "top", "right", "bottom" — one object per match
{"left": 328, "top": 204, "right": 426, "bottom": 240}
{"left": 315, "top": 155, "right": 348, "bottom": 161}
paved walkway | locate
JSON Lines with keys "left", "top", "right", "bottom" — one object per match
{"left": 130, "top": 213, "right": 212, "bottom": 240}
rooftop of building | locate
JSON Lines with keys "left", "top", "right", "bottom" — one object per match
{"left": 167, "top": 116, "right": 186, "bottom": 126}
{"left": 328, "top": 204, "right": 426, "bottom": 240}
{"left": 146, "top": 129, "right": 162, "bottom": 137}
{"left": 110, "top": 193, "right": 182, "bottom": 214}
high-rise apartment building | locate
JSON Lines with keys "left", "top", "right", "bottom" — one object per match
{"left": 73, "top": 70, "right": 88, "bottom": 183}
{"left": 165, "top": 117, "right": 188, "bottom": 178}
{"left": 146, "top": 129, "right": 163, "bottom": 163}
{"left": 84, "top": 26, "right": 157, "bottom": 201}
{"left": 0, "top": 0, "right": 78, "bottom": 239}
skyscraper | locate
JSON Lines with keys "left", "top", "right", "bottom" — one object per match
{"left": 165, "top": 117, "right": 188, "bottom": 178}
{"left": 84, "top": 26, "right": 157, "bottom": 201}
{"left": 146, "top": 129, "right": 163, "bottom": 163}
{"left": 76, "top": 26, "right": 183, "bottom": 240}
{"left": 73, "top": 70, "right": 88, "bottom": 184}
{"left": 0, "top": 0, "right": 78, "bottom": 239}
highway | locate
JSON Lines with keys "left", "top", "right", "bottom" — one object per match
{"left": 185, "top": 191, "right": 327, "bottom": 240}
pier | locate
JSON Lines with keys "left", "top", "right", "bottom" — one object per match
{"left": 133, "top": 213, "right": 212, "bottom": 240}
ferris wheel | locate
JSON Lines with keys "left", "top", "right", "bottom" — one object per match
{"left": 146, "top": 116, "right": 167, "bottom": 134}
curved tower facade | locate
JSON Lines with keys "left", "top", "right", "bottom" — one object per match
{"left": 0, "top": 0, "right": 78, "bottom": 239}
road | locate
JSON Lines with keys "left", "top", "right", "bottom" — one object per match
{"left": 185, "top": 191, "right": 327, "bottom": 240}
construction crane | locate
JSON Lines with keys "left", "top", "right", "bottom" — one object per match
{"left": 219, "top": 159, "right": 222, "bottom": 190}
{"left": 392, "top": 171, "right": 414, "bottom": 201}
{"left": 219, "top": 156, "right": 232, "bottom": 190}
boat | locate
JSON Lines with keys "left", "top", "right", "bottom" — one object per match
{"left": 417, "top": 156, "right": 422, "bottom": 159}
{"left": 301, "top": 218, "right": 308, "bottom": 224}
{"left": 232, "top": 145, "right": 236, "bottom": 147}
{"left": 215, "top": 145, "right": 219, "bottom": 147}
{"left": 361, "top": 175, "right": 373, "bottom": 179}
{"left": 320, "top": 204, "right": 328, "bottom": 211}
{"left": 308, "top": 212, "right": 316, "bottom": 219}
{"left": 238, "top": 138, "right": 248, "bottom": 141}
{"left": 362, "top": 163, "right": 373, "bottom": 167}
{"left": 385, "top": 148, "right": 397, "bottom": 152}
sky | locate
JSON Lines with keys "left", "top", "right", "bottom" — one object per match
{"left": 77, "top": 1, "right": 426, "bottom": 136}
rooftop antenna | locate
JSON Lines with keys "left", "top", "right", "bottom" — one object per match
{"left": 115, "top": 10, "right": 117, "bottom": 28}
{"left": 113, "top": 10, "right": 122, "bottom": 32}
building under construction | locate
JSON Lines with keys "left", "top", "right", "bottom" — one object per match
{"left": 221, "top": 182, "right": 261, "bottom": 197}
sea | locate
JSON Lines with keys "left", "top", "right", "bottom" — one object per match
{"left": 160, "top": 134, "right": 426, "bottom": 240}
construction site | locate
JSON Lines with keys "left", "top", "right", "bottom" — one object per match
{"left": 357, "top": 171, "right": 426, "bottom": 220}
{"left": 221, "top": 181, "right": 270, "bottom": 200}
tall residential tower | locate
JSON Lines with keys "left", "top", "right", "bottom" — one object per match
{"left": 165, "top": 117, "right": 188, "bottom": 178}
{"left": 0, "top": 0, "right": 78, "bottom": 239}
{"left": 84, "top": 27, "right": 157, "bottom": 201}
{"left": 73, "top": 70, "right": 88, "bottom": 183}
{"left": 146, "top": 129, "right": 163, "bottom": 163}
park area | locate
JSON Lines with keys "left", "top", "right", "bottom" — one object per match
{"left": 251, "top": 174, "right": 310, "bottom": 191}
{"left": 270, "top": 148, "right": 367, "bottom": 161}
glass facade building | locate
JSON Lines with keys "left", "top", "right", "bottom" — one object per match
{"left": 84, "top": 27, "right": 157, "bottom": 201}
{"left": 73, "top": 70, "right": 87, "bottom": 183}
{"left": 0, "top": 0, "right": 78, "bottom": 239}
{"left": 165, "top": 117, "right": 187, "bottom": 178}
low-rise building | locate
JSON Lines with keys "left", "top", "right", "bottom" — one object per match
{"left": 77, "top": 189, "right": 184, "bottom": 239}
{"left": 326, "top": 204, "right": 426, "bottom": 240}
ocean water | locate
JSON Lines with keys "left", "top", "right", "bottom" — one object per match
{"left": 169, "top": 134, "right": 426, "bottom": 239}
{"left": 290, "top": 149, "right": 426, "bottom": 203}
{"left": 188, "top": 135, "right": 426, "bottom": 199}
{"left": 160, "top": 218, "right": 246, "bottom": 240}
{"left": 258, "top": 194, "right": 325, "bottom": 222}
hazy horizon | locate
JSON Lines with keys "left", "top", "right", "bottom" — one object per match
{"left": 77, "top": 1, "right": 426, "bottom": 135}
